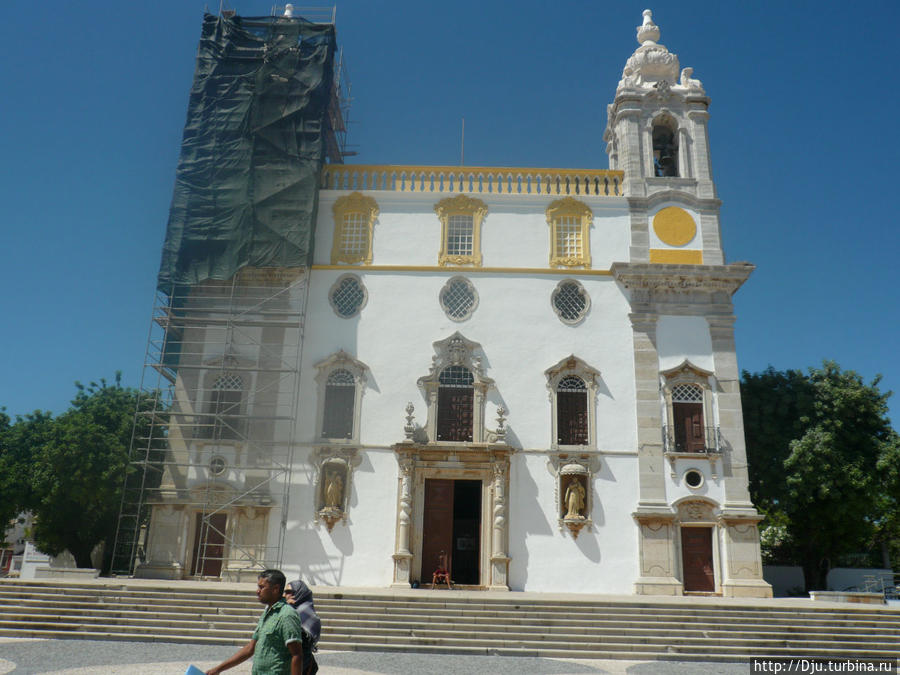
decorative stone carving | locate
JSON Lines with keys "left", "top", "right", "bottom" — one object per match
{"left": 312, "top": 448, "right": 360, "bottom": 532}
{"left": 550, "top": 455, "right": 600, "bottom": 539}
{"left": 417, "top": 332, "right": 494, "bottom": 443}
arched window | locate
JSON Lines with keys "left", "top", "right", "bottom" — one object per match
{"left": 661, "top": 361, "right": 718, "bottom": 456}
{"left": 436, "top": 366, "right": 474, "bottom": 442}
{"left": 314, "top": 351, "right": 369, "bottom": 444}
{"left": 331, "top": 192, "right": 379, "bottom": 264}
{"left": 557, "top": 375, "right": 588, "bottom": 445}
{"left": 671, "top": 383, "right": 705, "bottom": 453}
{"left": 652, "top": 117, "right": 679, "bottom": 177}
{"left": 322, "top": 369, "right": 356, "bottom": 439}
{"left": 203, "top": 373, "right": 244, "bottom": 440}
{"left": 545, "top": 356, "right": 600, "bottom": 450}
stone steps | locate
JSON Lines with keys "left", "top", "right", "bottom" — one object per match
{"left": 1, "top": 579, "right": 898, "bottom": 663}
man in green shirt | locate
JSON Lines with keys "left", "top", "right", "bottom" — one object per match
{"left": 207, "top": 569, "right": 305, "bottom": 675}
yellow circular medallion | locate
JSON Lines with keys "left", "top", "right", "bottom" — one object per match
{"left": 652, "top": 207, "right": 696, "bottom": 247}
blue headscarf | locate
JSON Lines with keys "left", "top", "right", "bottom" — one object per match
{"left": 286, "top": 579, "right": 321, "bottom": 649}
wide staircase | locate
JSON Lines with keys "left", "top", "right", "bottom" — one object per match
{"left": 1, "top": 579, "right": 898, "bottom": 663}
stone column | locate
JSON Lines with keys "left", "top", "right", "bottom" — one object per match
{"left": 688, "top": 109, "right": 715, "bottom": 199}
{"left": 630, "top": 310, "right": 681, "bottom": 595}
{"left": 707, "top": 315, "right": 772, "bottom": 598}
{"left": 706, "top": 315, "right": 753, "bottom": 508}
{"left": 489, "top": 459, "right": 510, "bottom": 590}
{"left": 391, "top": 457, "right": 414, "bottom": 587}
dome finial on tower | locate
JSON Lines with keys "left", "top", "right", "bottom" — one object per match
{"left": 637, "top": 9, "right": 660, "bottom": 46}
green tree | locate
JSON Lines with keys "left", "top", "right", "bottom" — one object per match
{"left": 23, "top": 375, "right": 154, "bottom": 568}
{"left": 0, "top": 409, "right": 54, "bottom": 532}
{"left": 742, "top": 362, "right": 897, "bottom": 590}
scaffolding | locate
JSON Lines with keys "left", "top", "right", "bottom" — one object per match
{"left": 112, "top": 270, "right": 308, "bottom": 577}
{"left": 112, "top": 7, "right": 346, "bottom": 578}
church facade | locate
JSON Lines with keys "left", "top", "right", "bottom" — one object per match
{"left": 137, "top": 10, "right": 771, "bottom": 597}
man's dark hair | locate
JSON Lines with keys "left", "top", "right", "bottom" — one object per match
{"left": 258, "top": 569, "right": 287, "bottom": 594}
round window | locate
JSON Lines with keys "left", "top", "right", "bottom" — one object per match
{"left": 329, "top": 275, "right": 367, "bottom": 318}
{"left": 551, "top": 280, "right": 590, "bottom": 325}
{"left": 683, "top": 468, "right": 704, "bottom": 489}
{"left": 439, "top": 277, "right": 478, "bottom": 321}
{"left": 209, "top": 456, "right": 227, "bottom": 476}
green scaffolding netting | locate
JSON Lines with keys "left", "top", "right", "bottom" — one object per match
{"left": 157, "top": 13, "right": 337, "bottom": 290}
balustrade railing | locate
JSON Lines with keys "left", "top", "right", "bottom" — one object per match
{"left": 321, "top": 165, "right": 624, "bottom": 197}
{"left": 662, "top": 425, "right": 722, "bottom": 454}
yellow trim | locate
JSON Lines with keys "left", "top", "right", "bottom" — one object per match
{"left": 321, "top": 164, "right": 624, "bottom": 197}
{"left": 652, "top": 207, "right": 696, "bottom": 247}
{"left": 546, "top": 198, "right": 593, "bottom": 269}
{"left": 649, "top": 249, "right": 703, "bottom": 264}
{"left": 331, "top": 192, "right": 379, "bottom": 265}
{"left": 311, "top": 264, "right": 614, "bottom": 276}
{"left": 434, "top": 195, "right": 488, "bottom": 267}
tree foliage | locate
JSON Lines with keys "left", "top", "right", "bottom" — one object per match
{"left": 742, "top": 362, "right": 898, "bottom": 590}
{"left": 1, "top": 374, "right": 160, "bottom": 569}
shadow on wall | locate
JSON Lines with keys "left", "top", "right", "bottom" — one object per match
{"left": 507, "top": 456, "right": 553, "bottom": 590}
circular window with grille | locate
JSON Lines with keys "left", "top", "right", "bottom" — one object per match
{"left": 683, "top": 468, "right": 704, "bottom": 489}
{"left": 551, "top": 280, "right": 590, "bottom": 325}
{"left": 439, "top": 277, "right": 478, "bottom": 322}
{"left": 329, "top": 274, "right": 367, "bottom": 318}
{"left": 209, "top": 456, "right": 227, "bottom": 476}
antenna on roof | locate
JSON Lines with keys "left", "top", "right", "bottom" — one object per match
{"left": 460, "top": 118, "right": 465, "bottom": 166}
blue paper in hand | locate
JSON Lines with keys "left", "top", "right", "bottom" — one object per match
{"left": 185, "top": 666, "right": 206, "bottom": 675}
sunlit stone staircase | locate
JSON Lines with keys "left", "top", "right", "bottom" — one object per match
{"left": 1, "top": 579, "right": 898, "bottom": 663}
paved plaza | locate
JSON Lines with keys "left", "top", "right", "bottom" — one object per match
{"left": 0, "top": 638, "right": 752, "bottom": 674}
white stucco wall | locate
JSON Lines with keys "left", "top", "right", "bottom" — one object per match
{"left": 280, "top": 190, "right": 645, "bottom": 592}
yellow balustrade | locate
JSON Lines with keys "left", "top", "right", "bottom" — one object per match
{"left": 321, "top": 165, "right": 624, "bottom": 197}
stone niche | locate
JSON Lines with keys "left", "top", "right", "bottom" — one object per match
{"left": 313, "top": 448, "right": 359, "bottom": 532}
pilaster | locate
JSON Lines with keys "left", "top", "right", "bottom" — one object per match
{"left": 707, "top": 315, "right": 754, "bottom": 509}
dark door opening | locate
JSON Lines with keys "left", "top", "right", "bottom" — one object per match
{"left": 421, "top": 478, "right": 481, "bottom": 585}
{"left": 681, "top": 526, "right": 715, "bottom": 592}
{"left": 191, "top": 512, "right": 227, "bottom": 577}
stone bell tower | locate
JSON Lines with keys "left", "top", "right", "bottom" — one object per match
{"left": 607, "top": 11, "right": 772, "bottom": 597}
{"left": 604, "top": 8, "right": 724, "bottom": 265}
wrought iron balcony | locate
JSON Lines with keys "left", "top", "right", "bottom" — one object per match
{"left": 662, "top": 425, "right": 721, "bottom": 455}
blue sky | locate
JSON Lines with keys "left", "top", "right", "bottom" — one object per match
{"left": 1, "top": 0, "right": 898, "bottom": 421}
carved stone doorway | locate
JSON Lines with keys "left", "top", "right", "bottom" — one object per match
{"left": 681, "top": 526, "right": 714, "bottom": 592}
{"left": 190, "top": 512, "right": 227, "bottom": 577}
{"left": 421, "top": 479, "right": 481, "bottom": 586}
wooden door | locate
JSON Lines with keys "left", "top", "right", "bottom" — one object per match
{"left": 681, "top": 526, "right": 715, "bottom": 592}
{"left": 421, "top": 479, "right": 454, "bottom": 582}
{"left": 674, "top": 401, "right": 705, "bottom": 453}
{"left": 191, "top": 512, "right": 227, "bottom": 577}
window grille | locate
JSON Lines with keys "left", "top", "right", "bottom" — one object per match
{"left": 440, "top": 277, "right": 477, "bottom": 321}
{"left": 557, "top": 375, "right": 588, "bottom": 445}
{"left": 322, "top": 368, "right": 355, "bottom": 439}
{"left": 329, "top": 275, "right": 366, "bottom": 318}
{"left": 447, "top": 214, "right": 474, "bottom": 256}
{"left": 672, "top": 383, "right": 703, "bottom": 403}
{"left": 552, "top": 281, "right": 588, "bottom": 324}
{"left": 437, "top": 366, "right": 474, "bottom": 441}
{"left": 201, "top": 374, "right": 244, "bottom": 440}
{"left": 340, "top": 213, "right": 368, "bottom": 257}
{"left": 555, "top": 216, "right": 582, "bottom": 258}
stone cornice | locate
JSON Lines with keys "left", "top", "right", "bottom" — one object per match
{"left": 627, "top": 191, "right": 722, "bottom": 211}
{"left": 612, "top": 262, "right": 755, "bottom": 296}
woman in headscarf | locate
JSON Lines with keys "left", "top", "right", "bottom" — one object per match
{"left": 284, "top": 579, "right": 321, "bottom": 675}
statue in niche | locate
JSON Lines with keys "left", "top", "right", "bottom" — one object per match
{"left": 564, "top": 478, "right": 586, "bottom": 519}
{"left": 324, "top": 470, "right": 344, "bottom": 509}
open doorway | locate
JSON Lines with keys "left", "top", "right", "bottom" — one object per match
{"left": 421, "top": 479, "right": 482, "bottom": 585}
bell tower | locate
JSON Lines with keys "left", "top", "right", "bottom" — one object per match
{"left": 609, "top": 11, "right": 771, "bottom": 598}
{"left": 605, "top": 9, "right": 715, "bottom": 195}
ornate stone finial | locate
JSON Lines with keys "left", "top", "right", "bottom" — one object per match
{"left": 495, "top": 406, "right": 507, "bottom": 440}
{"left": 637, "top": 9, "right": 660, "bottom": 46}
{"left": 404, "top": 402, "right": 415, "bottom": 440}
